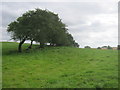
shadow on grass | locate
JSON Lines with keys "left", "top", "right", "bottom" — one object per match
{"left": 3, "top": 45, "right": 51, "bottom": 56}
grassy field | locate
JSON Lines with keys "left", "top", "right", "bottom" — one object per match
{"left": 2, "top": 42, "right": 118, "bottom": 88}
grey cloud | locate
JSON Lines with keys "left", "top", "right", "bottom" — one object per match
{"left": 1, "top": 27, "right": 11, "bottom": 41}
{"left": 2, "top": 10, "right": 18, "bottom": 27}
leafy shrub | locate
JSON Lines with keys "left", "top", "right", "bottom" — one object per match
{"left": 107, "top": 46, "right": 112, "bottom": 49}
{"left": 84, "top": 46, "right": 91, "bottom": 48}
{"left": 97, "top": 47, "right": 101, "bottom": 49}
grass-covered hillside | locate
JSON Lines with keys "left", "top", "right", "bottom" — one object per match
{"left": 2, "top": 42, "right": 118, "bottom": 88}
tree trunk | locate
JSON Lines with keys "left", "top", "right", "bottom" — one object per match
{"left": 40, "top": 42, "right": 45, "bottom": 48}
{"left": 50, "top": 43, "right": 54, "bottom": 46}
{"left": 27, "top": 40, "right": 33, "bottom": 49}
{"left": 50, "top": 43, "right": 52, "bottom": 46}
{"left": 18, "top": 38, "right": 26, "bottom": 52}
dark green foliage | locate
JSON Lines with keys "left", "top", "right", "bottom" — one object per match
{"left": 7, "top": 8, "right": 79, "bottom": 52}
{"left": 97, "top": 47, "right": 101, "bottom": 49}
{"left": 102, "top": 46, "right": 108, "bottom": 48}
{"left": 73, "top": 42, "right": 79, "bottom": 48}
{"left": 101, "top": 46, "right": 112, "bottom": 49}
{"left": 117, "top": 45, "right": 120, "bottom": 50}
{"left": 107, "top": 45, "right": 112, "bottom": 49}
{"left": 84, "top": 46, "right": 91, "bottom": 48}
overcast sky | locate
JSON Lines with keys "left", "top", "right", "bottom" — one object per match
{"left": 0, "top": 0, "right": 118, "bottom": 48}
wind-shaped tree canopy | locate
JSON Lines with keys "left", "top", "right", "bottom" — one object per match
{"left": 7, "top": 8, "right": 79, "bottom": 52}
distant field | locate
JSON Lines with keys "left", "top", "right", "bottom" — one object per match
{"left": 2, "top": 42, "right": 118, "bottom": 88}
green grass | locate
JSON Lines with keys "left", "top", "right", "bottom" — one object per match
{"left": 2, "top": 42, "right": 118, "bottom": 88}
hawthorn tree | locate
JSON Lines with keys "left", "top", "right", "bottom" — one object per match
{"left": 7, "top": 8, "right": 79, "bottom": 52}
{"left": 7, "top": 10, "right": 36, "bottom": 52}
{"left": 7, "top": 9, "right": 58, "bottom": 52}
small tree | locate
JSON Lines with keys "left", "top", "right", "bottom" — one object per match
{"left": 102, "top": 46, "right": 108, "bottom": 48}
{"left": 7, "top": 21, "right": 29, "bottom": 52}
{"left": 107, "top": 45, "right": 112, "bottom": 49}
{"left": 97, "top": 47, "right": 101, "bottom": 49}
{"left": 84, "top": 46, "right": 91, "bottom": 48}
{"left": 74, "top": 42, "right": 79, "bottom": 48}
